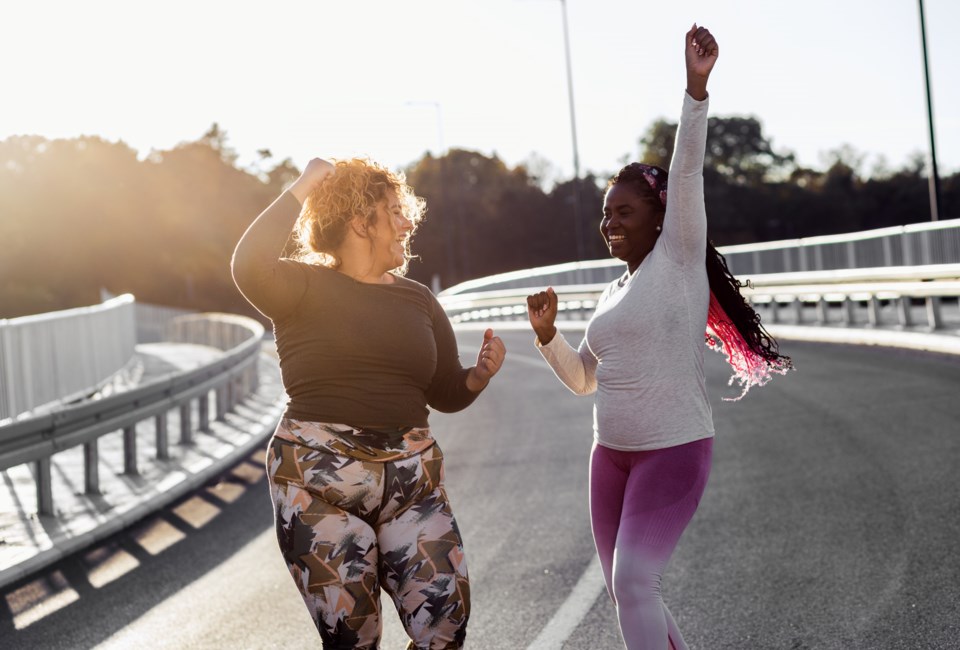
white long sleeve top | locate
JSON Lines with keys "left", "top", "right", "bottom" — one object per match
{"left": 537, "top": 91, "right": 715, "bottom": 451}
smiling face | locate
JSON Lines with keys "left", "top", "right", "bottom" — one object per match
{"left": 368, "top": 188, "right": 413, "bottom": 273}
{"left": 601, "top": 182, "right": 665, "bottom": 273}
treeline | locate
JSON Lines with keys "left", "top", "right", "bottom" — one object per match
{"left": 0, "top": 120, "right": 956, "bottom": 321}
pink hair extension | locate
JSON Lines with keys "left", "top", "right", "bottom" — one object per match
{"left": 705, "top": 291, "right": 792, "bottom": 401}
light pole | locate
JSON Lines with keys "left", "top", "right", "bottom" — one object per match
{"left": 405, "top": 100, "right": 445, "bottom": 155}
{"left": 917, "top": 0, "right": 941, "bottom": 222}
{"left": 406, "top": 101, "right": 457, "bottom": 285}
{"left": 559, "top": 0, "right": 586, "bottom": 260}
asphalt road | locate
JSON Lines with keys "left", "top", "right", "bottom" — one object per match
{"left": 2, "top": 331, "right": 959, "bottom": 649}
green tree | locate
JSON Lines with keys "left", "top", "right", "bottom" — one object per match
{"left": 639, "top": 115, "right": 795, "bottom": 186}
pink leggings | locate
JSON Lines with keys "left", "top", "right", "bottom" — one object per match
{"left": 590, "top": 438, "right": 712, "bottom": 650}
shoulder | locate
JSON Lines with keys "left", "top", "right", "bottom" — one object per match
{"left": 389, "top": 274, "right": 442, "bottom": 311}
{"left": 283, "top": 258, "right": 330, "bottom": 278}
{"left": 390, "top": 273, "right": 432, "bottom": 293}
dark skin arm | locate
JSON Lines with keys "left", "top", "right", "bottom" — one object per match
{"left": 528, "top": 24, "right": 718, "bottom": 345}
{"left": 685, "top": 23, "right": 719, "bottom": 101}
{"left": 526, "top": 287, "right": 559, "bottom": 345}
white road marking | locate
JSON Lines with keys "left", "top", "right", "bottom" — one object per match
{"left": 526, "top": 555, "right": 606, "bottom": 650}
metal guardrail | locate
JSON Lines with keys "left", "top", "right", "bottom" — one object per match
{"left": 438, "top": 219, "right": 960, "bottom": 296}
{"left": 0, "top": 295, "right": 137, "bottom": 423}
{"left": 438, "top": 264, "right": 960, "bottom": 333}
{"left": 0, "top": 313, "right": 264, "bottom": 516}
{"left": 741, "top": 264, "right": 960, "bottom": 331}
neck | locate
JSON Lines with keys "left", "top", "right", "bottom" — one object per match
{"left": 336, "top": 252, "right": 392, "bottom": 284}
{"left": 627, "top": 245, "right": 655, "bottom": 274}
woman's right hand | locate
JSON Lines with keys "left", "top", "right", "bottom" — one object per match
{"left": 289, "top": 157, "right": 335, "bottom": 204}
{"left": 527, "top": 287, "right": 559, "bottom": 345}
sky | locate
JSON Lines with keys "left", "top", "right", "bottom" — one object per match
{"left": 3, "top": 0, "right": 958, "bottom": 184}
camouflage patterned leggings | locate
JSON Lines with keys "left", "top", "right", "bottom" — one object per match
{"left": 267, "top": 424, "right": 469, "bottom": 650}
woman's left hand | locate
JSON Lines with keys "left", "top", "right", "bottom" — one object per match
{"left": 466, "top": 328, "right": 506, "bottom": 392}
{"left": 685, "top": 23, "right": 719, "bottom": 100}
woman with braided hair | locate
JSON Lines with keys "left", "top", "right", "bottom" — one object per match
{"left": 233, "top": 157, "right": 505, "bottom": 649}
{"left": 527, "top": 24, "right": 790, "bottom": 649}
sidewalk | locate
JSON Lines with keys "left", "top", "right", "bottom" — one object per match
{"left": 0, "top": 342, "right": 286, "bottom": 589}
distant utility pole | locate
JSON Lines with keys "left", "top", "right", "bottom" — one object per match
{"left": 406, "top": 101, "right": 457, "bottom": 284}
{"left": 917, "top": 0, "right": 941, "bottom": 222}
{"left": 559, "top": 0, "right": 585, "bottom": 260}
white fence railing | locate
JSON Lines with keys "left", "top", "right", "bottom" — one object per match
{"left": 100, "top": 288, "right": 196, "bottom": 343}
{"left": 438, "top": 264, "right": 960, "bottom": 333}
{"left": 720, "top": 219, "right": 960, "bottom": 276}
{"left": 439, "top": 218, "right": 960, "bottom": 296}
{"left": 0, "top": 295, "right": 137, "bottom": 423}
{"left": 0, "top": 313, "right": 264, "bottom": 516}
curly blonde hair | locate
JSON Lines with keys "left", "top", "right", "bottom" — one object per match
{"left": 292, "top": 158, "right": 426, "bottom": 275}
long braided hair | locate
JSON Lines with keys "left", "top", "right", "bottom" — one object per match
{"left": 609, "top": 162, "right": 793, "bottom": 399}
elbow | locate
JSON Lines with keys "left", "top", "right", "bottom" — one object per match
{"left": 426, "top": 397, "right": 474, "bottom": 414}
{"left": 573, "top": 384, "right": 597, "bottom": 397}
{"left": 564, "top": 378, "right": 597, "bottom": 396}
{"left": 230, "top": 243, "right": 263, "bottom": 293}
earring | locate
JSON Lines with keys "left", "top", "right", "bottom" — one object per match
{"left": 655, "top": 225, "right": 662, "bottom": 232}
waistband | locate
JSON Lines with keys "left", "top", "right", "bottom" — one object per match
{"left": 274, "top": 418, "right": 435, "bottom": 462}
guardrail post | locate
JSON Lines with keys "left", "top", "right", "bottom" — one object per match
{"left": 84, "top": 440, "right": 100, "bottom": 494}
{"left": 156, "top": 411, "right": 169, "bottom": 460}
{"left": 251, "top": 365, "right": 260, "bottom": 393}
{"left": 37, "top": 457, "right": 54, "bottom": 516}
{"left": 199, "top": 391, "right": 210, "bottom": 432}
{"left": 868, "top": 296, "right": 881, "bottom": 326}
{"left": 180, "top": 401, "right": 193, "bottom": 445}
{"left": 768, "top": 298, "right": 779, "bottom": 324}
{"left": 897, "top": 297, "right": 913, "bottom": 328}
{"left": 216, "top": 386, "right": 228, "bottom": 422}
{"left": 793, "top": 298, "right": 804, "bottom": 324}
{"left": 925, "top": 296, "right": 943, "bottom": 331}
{"left": 816, "top": 298, "right": 829, "bottom": 324}
{"left": 123, "top": 424, "right": 138, "bottom": 475}
{"left": 842, "top": 298, "right": 855, "bottom": 325}
{"left": 0, "top": 326, "right": 19, "bottom": 421}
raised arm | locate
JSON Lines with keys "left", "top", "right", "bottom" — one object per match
{"left": 231, "top": 158, "right": 334, "bottom": 319}
{"left": 662, "top": 24, "right": 718, "bottom": 263}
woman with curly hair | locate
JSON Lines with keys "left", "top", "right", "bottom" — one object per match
{"left": 526, "top": 25, "right": 790, "bottom": 649}
{"left": 232, "top": 157, "right": 505, "bottom": 649}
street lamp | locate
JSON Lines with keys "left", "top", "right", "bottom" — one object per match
{"left": 405, "top": 100, "right": 445, "bottom": 156}
{"left": 558, "top": 0, "right": 586, "bottom": 260}
{"left": 406, "top": 101, "right": 457, "bottom": 286}
{"left": 917, "top": 0, "right": 941, "bottom": 222}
